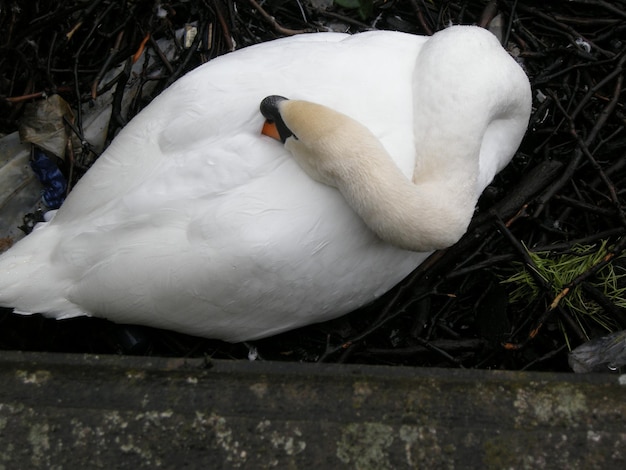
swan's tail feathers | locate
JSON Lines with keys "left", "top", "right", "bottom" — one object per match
{"left": 0, "top": 230, "right": 88, "bottom": 320}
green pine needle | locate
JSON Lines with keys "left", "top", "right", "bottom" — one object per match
{"left": 500, "top": 240, "right": 626, "bottom": 339}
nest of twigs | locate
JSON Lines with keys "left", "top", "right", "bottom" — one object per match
{"left": 0, "top": 0, "right": 625, "bottom": 372}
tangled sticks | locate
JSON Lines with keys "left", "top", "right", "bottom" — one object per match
{"left": 0, "top": 0, "right": 625, "bottom": 371}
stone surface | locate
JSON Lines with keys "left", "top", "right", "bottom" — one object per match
{"left": 0, "top": 351, "right": 625, "bottom": 468}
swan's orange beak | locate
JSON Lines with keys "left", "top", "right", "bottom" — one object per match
{"left": 261, "top": 120, "right": 282, "bottom": 141}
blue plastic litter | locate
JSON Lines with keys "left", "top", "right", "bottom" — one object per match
{"left": 30, "top": 148, "right": 67, "bottom": 209}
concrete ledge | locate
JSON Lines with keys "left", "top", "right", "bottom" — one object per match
{"left": 0, "top": 351, "right": 624, "bottom": 468}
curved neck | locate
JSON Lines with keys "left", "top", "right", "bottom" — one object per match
{"left": 332, "top": 144, "right": 478, "bottom": 252}
{"left": 280, "top": 99, "right": 482, "bottom": 252}
{"left": 284, "top": 117, "right": 479, "bottom": 252}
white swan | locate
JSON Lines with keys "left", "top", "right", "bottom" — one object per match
{"left": 0, "top": 26, "right": 531, "bottom": 342}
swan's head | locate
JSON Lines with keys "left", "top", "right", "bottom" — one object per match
{"left": 260, "top": 95, "right": 391, "bottom": 190}
{"left": 260, "top": 95, "right": 294, "bottom": 142}
{"left": 260, "top": 95, "right": 363, "bottom": 147}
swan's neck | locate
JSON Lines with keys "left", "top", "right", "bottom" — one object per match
{"left": 281, "top": 100, "right": 478, "bottom": 252}
{"left": 341, "top": 152, "right": 477, "bottom": 252}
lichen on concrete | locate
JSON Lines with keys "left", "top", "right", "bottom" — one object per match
{"left": 336, "top": 422, "right": 394, "bottom": 469}
{"left": 513, "top": 383, "right": 587, "bottom": 427}
{"left": 193, "top": 411, "right": 248, "bottom": 467}
{"left": 27, "top": 422, "right": 51, "bottom": 467}
{"left": 1, "top": 352, "right": 626, "bottom": 468}
{"left": 15, "top": 369, "right": 52, "bottom": 385}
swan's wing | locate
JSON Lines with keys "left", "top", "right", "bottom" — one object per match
{"left": 1, "top": 31, "right": 429, "bottom": 341}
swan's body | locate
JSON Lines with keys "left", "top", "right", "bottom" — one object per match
{"left": 0, "top": 26, "right": 531, "bottom": 342}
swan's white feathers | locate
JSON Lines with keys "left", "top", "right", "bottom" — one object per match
{"left": 0, "top": 27, "right": 530, "bottom": 341}
{"left": 410, "top": 26, "right": 531, "bottom": 192}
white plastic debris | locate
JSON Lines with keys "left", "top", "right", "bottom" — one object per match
{"left": 569, "top": 330, "right": 626, "bottom": 373}
{"left": 575, "top": 37, "right": 591, "bottom": 53}
{"left": 0, "top": 33, "right": 182, "bottom": 245}
{"left": 0, "top": 132, "right": 42, "bottom": 244}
